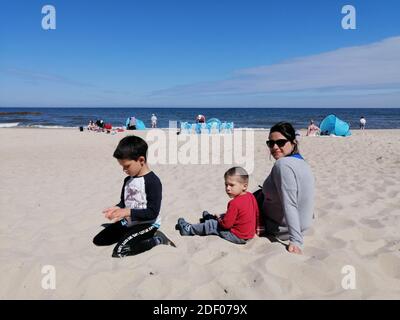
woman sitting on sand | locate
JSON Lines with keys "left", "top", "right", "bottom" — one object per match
{"left": 87, "top": 120, "right": 95, "bottom": 131}
{"left": 306, "top": 120, "right": 320, "bottom": 136}
{"left": 260, "top": 122, "right": 315, "bottom": 254}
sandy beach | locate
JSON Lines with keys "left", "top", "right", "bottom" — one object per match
{"left": 0, "top": 127, "right": 399, "bottom": 299}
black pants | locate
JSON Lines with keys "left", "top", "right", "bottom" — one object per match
{"left": 93, "top": 221, "right": 157, "bottom": 258}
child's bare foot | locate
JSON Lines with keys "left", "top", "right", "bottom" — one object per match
{"left": 287, "top": 244, "right": 302, "bottom": 254}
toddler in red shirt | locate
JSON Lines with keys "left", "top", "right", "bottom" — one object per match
{"left": 175, "top": 167, "right": 258, "bottom": 244}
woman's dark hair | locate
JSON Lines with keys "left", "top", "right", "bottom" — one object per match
{"left": 269, "top": 122, "right": 299, "bottom": 155}
{"left": 113, "top": 135, "right": 148, "bottom": 161}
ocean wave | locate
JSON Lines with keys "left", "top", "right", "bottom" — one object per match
{"left": 0, "top": 122, "right": 20, "bottom": 128}
{"left": 28, "top": 125, "right": 73, "bottom": 129}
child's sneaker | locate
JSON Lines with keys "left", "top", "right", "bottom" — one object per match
{"left": 203, "top": 210, "right": 216, "bottom": 220}
{"left": 154, "top": 230, "right": 176, "bottom": 247}
{"left": 175, "top": 218, "right": 193, "bottom": 236}
{"left": 112, "top": 244, "right": 133, "bottom": 258}
{"left": 199, "top": 211, "right": 217, "bottom": 223}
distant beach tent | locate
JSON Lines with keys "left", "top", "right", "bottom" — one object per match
{"left": 135, "top": 119, "right": 146, "bottom": 130}
{"left": 125, "top": 117, "right": 146, "bottom": 130}
{"left": 180, "top": 117, "right": 233, "bottom": 134}
{"left": 319, "top": 114, "right": 351, "bottom": 136}
{"left": 206, "top": 118, "right": 221, "bottom": 133}
{"left": 207, "top": 118, "right": 221, "bottom": 126}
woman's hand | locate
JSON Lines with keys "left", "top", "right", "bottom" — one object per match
{"left": 287, "top": 243, "right": 302, "bottom": 254}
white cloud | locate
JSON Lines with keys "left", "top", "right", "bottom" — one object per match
{"left": 0, "top": 67, "right": 96, "bottom": 88}
{"left": 150, "top": 36, "right": 400, "bottom": 107}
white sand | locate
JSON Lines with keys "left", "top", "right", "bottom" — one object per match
{"left": 0, "top": 128, "right": 399, "bottom": 299}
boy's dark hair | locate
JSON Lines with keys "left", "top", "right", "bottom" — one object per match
{"left": 224, "top": 166, "right": 249, "bottom": 184}
{"left": 113, "top": 135, "right": 148, "bottom": 161}
{"left": 269, "top": 121, "right": 299, "bottom": 155}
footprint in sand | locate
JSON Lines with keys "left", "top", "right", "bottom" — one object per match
{"left": 333, "top": 227, "right": 363, "bottom": 242}
{"left": 321, "top": 201, "right": 337, "bottom": 210}
{"left": 350, "top": 200, "right": 362, "bottom": 208}
{"left": 321, "top": 236, "right": 347, "bottom": 250}
{"left": 315, "top": 208, "right": 328, "bottom": 218}
{"left": 351, "top": 184, "right": 365, "bottom": 192}
{"left": 333, "top": 203, "right": 344, "bottom": 210}
{"left": 388, "top": 190, "right": 399, "bottom": 199}
{"left": 360, "top": 218, "right": 385, "bottom": 229}
{"left": 383, "top": 179, "right": 396, "bottom": 187}
{"left": 383, "top": 239, "right": 400, "bottom": 252}
{"left": 303, "top": 246, "right": 329, "bottom": 260}
{"left": 327, "top": 217, "right": 356, "bottom": 230}
{"left": 354, "top": 239, "right": 387, "bottom": 256}
{"left": 366, "top": 194, "right": 381, "bottom": 205}
{"left": 375, "top": 186, "right": 387, "bottom": 194}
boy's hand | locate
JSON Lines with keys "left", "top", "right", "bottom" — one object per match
{"left": 103, "top": 206, "right": 119, "bottom": 214}
{"left": 103, "top": 206, "right": 119, "bottom": 219}
{"left": 287, "top": 243, "right": 302, "bottom": 255}
{"left": 104, "top": 208, "right": 130, "bottom": 222}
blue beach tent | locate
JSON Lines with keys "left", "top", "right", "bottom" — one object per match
{"left": 135, "top": 119, "right": 146, "bottom": 130}
{"left": 319, "top": 114, "right": 351, "bottom": 136}
{"left": 206, "top": 118, "right": 222, "bottom": 133}
{"left": 206, "top": 118, "right": 222, "bottom": 126}
{"left": 180, "top": 121, "right": 192, "bottom": 134}
{"left": 179, "top": 118, "right": 234, "bottom": 134}
{"left": 125, "top": 117, "right": 146, "bottom": 130}
{"left": 220, "top": 121, "right": 234, "bottom": 133}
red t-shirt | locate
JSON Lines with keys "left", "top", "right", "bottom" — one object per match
{"left": 218, "top": 192, "right": 258, "bottom": 240}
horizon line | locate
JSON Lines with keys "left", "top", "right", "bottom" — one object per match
{"left": 1, "top": 106, "right": 400, "bottom": 109}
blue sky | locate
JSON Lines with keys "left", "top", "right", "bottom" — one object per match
{"left": 0, "top": 0, "right": 399, "bottom": 108}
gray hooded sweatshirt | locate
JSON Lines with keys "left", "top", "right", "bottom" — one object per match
{"left": 262, "top": 156, "right": 315, "bottom": 247}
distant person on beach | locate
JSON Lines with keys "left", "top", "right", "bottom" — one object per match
{"left": 259, "top": 122, "right": 315, "bottom": 254}
{"left": 175, "top": 167, "right": 258, "bottom": 244}
{"left": 127, "top": 117, "right": 136, "bottom": 130}
{"left": 360, "top": 116, "right": 366, "bottom": 130}
{"left": 151, "top": 114, "right": 158, "bottom": 128}
{"left": 94, "top": 119, "right": 105, "bottom": 132}
{"left": 176, "top": 120, "right": 181, "bottom": 135}
{"left": 95, "top": 119, "right": 104, "bottom": 128}
{"left": 93, "top": 136, "right": 174, "bottom": 257}
{"left": 87, "top": 120, "right": 95, "bottom": 131}
{"left": 306, "top": 120, "right": 320, "bottom": 136}
{"left": 104, "top": 123, "right": 112, "bottom": 134}
{"left": 196, "top": 114, "right": 206, "bottom": 123}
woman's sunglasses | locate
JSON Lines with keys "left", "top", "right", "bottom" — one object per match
{"left": 266, "top": 139, "right": 289, "bottom": 148}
